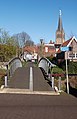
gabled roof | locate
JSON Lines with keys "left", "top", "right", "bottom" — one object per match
{"left": 61, "top": 38, "right": 72, "bottom": 47}
{"left": 57, "top": 36, "right": 77, "bottom": 53}
{"left": 61, "top": 36, "right": 77, "bottom": 47}
{"left": 67, "top": 36, "right": 77, "bottom": 47}
{"left": 23, "top": 46, "right": 38, "bottom": 53}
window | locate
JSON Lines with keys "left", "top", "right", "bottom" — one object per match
{"left": 45, "top": 47, "right": 48, "bottom": 53}
{"left": 69, "top": 54, "right": 75, "bottom": 58}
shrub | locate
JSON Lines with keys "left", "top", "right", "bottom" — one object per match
{"left": 52, "top": 66, "right": 64, "bottom": 74}
{"left": 68, "top": 61, "right": 77, "bottom": 74}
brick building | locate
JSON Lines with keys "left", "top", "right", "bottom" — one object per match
{"left": 56, "top": 36, "right": 77, "bottom": 61}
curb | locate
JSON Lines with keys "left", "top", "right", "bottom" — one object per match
{"left": 0, "top": 88, "right": 60, "bottom": 95}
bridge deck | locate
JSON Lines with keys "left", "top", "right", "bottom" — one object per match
{"left": 8, "top": 62, "right": 52, "bottom": 92}
{"left": 8, "top": 67, "right": 29, "bottom": 89}
{"left": 33, "top": 67, "right": 51, "bottom": 91}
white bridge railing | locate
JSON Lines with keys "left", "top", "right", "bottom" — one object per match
{"left": 6, "top": 57, "right": 22, "bottom": 77}
{"left": 38, "top": 57, "right": 56, "bottom": 90}
{"left": 38, "top": 57, "right": 55, "bottom": 75}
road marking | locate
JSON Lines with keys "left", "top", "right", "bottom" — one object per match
{"left": 29, "top": 67, "right": 33, "bottom": 91}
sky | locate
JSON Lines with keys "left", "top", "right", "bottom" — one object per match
{"left": 0, "top": 0, "right": 77, "bottom": 44}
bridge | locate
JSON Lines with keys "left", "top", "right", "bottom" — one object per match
{"left": 0, "top": 57, "right": 77, "bottom": 119}
{"left": 2, "top": 57, "right": 58, "bottom": 95}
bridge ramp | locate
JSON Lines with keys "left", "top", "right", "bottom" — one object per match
{"left": 8, "top": 67, "right": 29, "bottom": 89}
{"left": 33, "top": 67, "right": 51, "bottom": 91}
{"left": 8, "top": 62, "right": 52, "bottom": 91}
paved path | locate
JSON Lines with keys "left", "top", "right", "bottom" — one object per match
{"left": 8, "top": 62, "right": 52, "bottom": 92}
{"left": 33, "top": 67, "right": 51, "bottom": 91}
{"left": 0, "top": 93, "right": 77, "bottom": 119}
{"left": 8, "top": 67, "right": 29, "bottom": 89}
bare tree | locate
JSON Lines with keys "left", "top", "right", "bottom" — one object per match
{"left": 12, "top": 32, "right": 31, "bottom": 47}
{"left": 0, "top": 28, "right": 9, "bottom": 44}
{"left": 25, "top": 39, "right": 34, "bottom": 46}
{"left": 66, "top": 32, "right": 77, "bottom": 39}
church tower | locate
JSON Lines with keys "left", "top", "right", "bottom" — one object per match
{"left": 56, "top": 10, "right": 65, "bottom": 44}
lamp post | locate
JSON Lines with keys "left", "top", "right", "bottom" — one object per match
{"left": 40, "top": 39, "right": 44, "bottom": 57}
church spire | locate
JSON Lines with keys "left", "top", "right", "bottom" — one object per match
{"left": 59, "top": 10, "right": 62, "bottom": 16}
{"left": 56, "top": 10, "right": 65, "bottom": 44}
{"left": 58, "top": 10, "right": 63, "bottom": 31}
